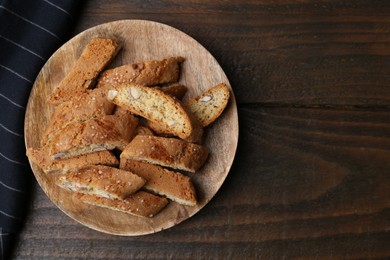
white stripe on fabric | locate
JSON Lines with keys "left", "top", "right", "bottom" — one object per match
{"left": 0, "top": 5, "right": 61, "bottom": 40}
{"left": 0, "top": 228, "right": 9, "bottom": 260}
{"left": 0, "top": 228, "right": 10, "bottom": 260}
{"left": 0, "top": 93, "right": 25, "bottom": 109}
{"left": 0, "top": 180, "right": 24, "bottom": 193}
{"left": 42, "top": 0, "right": 72, "bottom": 17}
{"left": 0, "top": 210, "right": 19, "bottom": 220}
{"left": 0, "top": 64, "right": 32, "bottom": 83}
{"left": 0, "top": 227, "right": 3, "bottom": 260}
{"left": 0, "top": 152, "right": 26, "bottom": 166}
{"left": 0, "top": 35, "right": 45, "bottom": 60}
{"left": 0, "top": 123, "right": 23, "bottom": 138}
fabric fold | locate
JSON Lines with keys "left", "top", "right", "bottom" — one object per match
{"left": 0, "top": 0, "right": 81, "bottom": 258}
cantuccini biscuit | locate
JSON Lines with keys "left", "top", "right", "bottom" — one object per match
{"left": 96, "top": 56, "right": 184, "bottom": 88}
{"left": 48, "top": 113, "right": 138, "bottom": 159}
{"left": 108, "top": 84, "right": 203, "bottom": 143}
{"left": 143, "top": 120, "right": 174, "bottom": 137}
{"left": 185, "top": 83, "right": 230, "bottom": 127}
{"left": 56, "top": 165, "right": 146, "bottom": 200}
{"left": 76, "top": 191, "right": 169, "bottom": 218}
{"left": 120, "top": 135, "right": 209, "bottom": 173}
{"left": 135, "top": 126, "right": 154, "bottom": 136}
{"left": 42, "top": 88, "right": 116, "bottom": 146}
{"left": 157, "top": 83, "right": 188, "bottom": 100}
{"left": 48, "top": 38, "right": 120, "bottom": 105}
{"left": 120, "top": 159, "right": 197, "bottom": 206}
{"left": 26, "top": 148, "right": 119, "bottom": 174}
{"left": 143, "top": 83, "right": 189, "bottom": 136}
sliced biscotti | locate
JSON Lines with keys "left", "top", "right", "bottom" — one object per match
{"left": 48, "top": 113, "right": 138, "bottom": 160}
{"left": 111, "top": 109, "right": 141, "bottom": 151}
{"left": 108, "top": 84, "right": 203, "bottom": 143}
{"left": 143, "top": 83, "right": 188, "bottom": 135}
{"left": 120, "top": 135, "right": 209, "bottom": 173}
{"left": 121, "top": 159, "right": 197, "bottom": 206}
{"left": 143, "top": 120, "right": 174, "bottom": 137}
{"left": 76, "top": 191, "right": 168, "bottom": 218}
{"left": 56, "top": 165, "right": 146, "bottom": 200}
{"left": 48, "top": 38, "right": 120, "bottom": 105}
{"left": 157, "top": 83, "right": 188, "bottom": 100}
{"left": 135, "top": 125, "right": 154, "bottom": 136}
{"left": 26, "top": 148, "right": 119, "bottom": 174}
{"left": 96, "top": 56, "right": 184, "bottom": 88}
{"left": 185, "top": 83, "right": 231, "bottom": 127}
{"left": 42, "top": 88, "right": 116, "bottom": 146}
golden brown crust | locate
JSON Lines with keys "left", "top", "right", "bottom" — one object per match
{"left": 158, "top": 83, "right": 188, "bottom": 100}
{"left": 26, "top": 148, "right": 119, "bottom": 174}
{"left": 76, "top": 191, "right": 169, "bottom": 218}
{"left": 112, "top": 105, "right": 129, "bottom": 116}
{"left": 135, "top": 126, "right": 154, "bottom": 136}
{"left": 144, "top": 120, "right": 174, "bottom": 137}
{"left": 111, "top": 109, "right": 140, "bottom": 151}
{"left": 120, "top": 159, "right": 197, "bottom": 206}
{"left": 96, "top": 56, "right": 184, "bottom": 88}
{"left": 120, "top": 135, "right": 209, "bottom": 173}
{"left": 110, "top": 84, "right": 202, "bottom": 142}
{"left": 48, "top": 113, "right": 138, "bottom": 159}
{"left": 48, "top": 38, "right": 120, "bottom": 105}
{"left": 56, "top": 165, "right": 146, "bottom": 199}
{"left": 186, "top": 83, "right": 231, "bottom": 127}
{"left": 42, "top": 88, "right": 116, "bottom": 146}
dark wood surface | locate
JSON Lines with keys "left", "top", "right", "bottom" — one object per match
{"left": 14, "top": 0, "right": 390, "bottom": 259}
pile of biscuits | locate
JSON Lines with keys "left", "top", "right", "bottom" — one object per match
{"left": 27, "top": 38, "right": 230, "bottom": 218}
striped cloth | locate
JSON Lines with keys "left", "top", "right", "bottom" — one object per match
{"left": 0, "top": 0, "right": 80, "bottom": 258}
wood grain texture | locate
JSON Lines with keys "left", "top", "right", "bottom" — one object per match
{"left": 14, "top": 0, "right": 390, "bottom": 259}
{"left": 73, "top": 0, "right": 390, "bottom": 106}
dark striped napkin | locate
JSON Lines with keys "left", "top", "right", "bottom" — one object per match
{"left": 0, "top": 0, "right": 80, "bottom": 258}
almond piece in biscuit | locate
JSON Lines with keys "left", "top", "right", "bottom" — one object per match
{"left": 120, "top": 135, "right": 209, "bottom": 173}
{"left": 185, "top": 83, "right": 231, "bottom": 127}
{"left": 76, "top": 191, "right": 169, "bottom": 218}
{"left": 56, "top": 165, "right": 146, "bottom": 200}
{"left": 120, "top": 159, "right": 197, "bottom": 206}
{"left": 96, "top": 56, "right": 184, "bottom": 88}
{"left": 48, "top": 38, "right": 120, "bottom": 105}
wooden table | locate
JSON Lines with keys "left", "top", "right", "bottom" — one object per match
{"left": 14, "top": 1, "right": 390, "bottom": 259}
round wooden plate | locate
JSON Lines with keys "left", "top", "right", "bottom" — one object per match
{"left": 24, "top": 20, "right": 238, "bottom": 235}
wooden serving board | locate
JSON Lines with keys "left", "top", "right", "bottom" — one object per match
{"left": 24, "top": 20, "right": 238, "bottom": 235}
